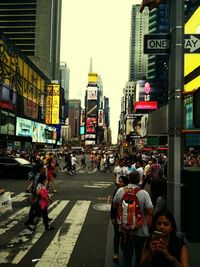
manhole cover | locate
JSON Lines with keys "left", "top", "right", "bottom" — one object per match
{"left": 93, "top": 203, "right": 111, "bottom": 211}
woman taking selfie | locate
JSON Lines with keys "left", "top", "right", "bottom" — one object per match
{"left": 139, "top": 209, "right": 190, "bottom": 267}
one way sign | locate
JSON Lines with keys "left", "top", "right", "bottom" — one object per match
{"left": 144, "top": 34, "right": 200, "bottom": 54}
{"left": 184, "top": 34, "right": 200, "bottom": 53}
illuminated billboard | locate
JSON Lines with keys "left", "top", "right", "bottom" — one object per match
{"left": 98, "top": 109, "right": 104, "bottom": 126}
{"left": 87, "top": 100, "right": 97, "bottom": 116}
{"left": 87, "top": 87, "right": 97, "bottom": 100}
{"left": 135, "top": 80, "right": 158, "bottom": 111}
{"left": 126, "top": 115, "right": 142, "bottom": 137}
{"left": 184, "top": 6, "right": 200, "bottom": 92}
{"left": 52, "top": 84, "right": 60, "bottom": 125}
{"left": 45, "top": 85, "right": 53, "bottom": 124}
{"left": 80, "top": 109, "right": 85, "bottom": 126}
{"left": 88, "top": 73, "right": 98, "bottom": 84}
{"left": 86, "top": 117, "right": 97, "bottom": 134}
{"left": 16, "top": 117, "right": 56, "bottom": 143}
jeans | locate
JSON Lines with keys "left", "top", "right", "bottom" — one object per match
{"left": 120, "top": 233, "right": 148, "bottom": 267}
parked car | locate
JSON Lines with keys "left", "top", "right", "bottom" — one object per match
{"left": 0, "top": 157, "right": 35, "bottom": 179}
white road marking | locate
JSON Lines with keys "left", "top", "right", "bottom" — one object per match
{"left": 0, "top": 201, "right": 68, "bottom": 264}
{"left": 11, "top": 192, "right": 28, "bottom": 202}
{"left": 36, "top": 200, "right": 91, "bottom": 267}
{"left": 0, "top": 207, "right": 29, "bottom": 235}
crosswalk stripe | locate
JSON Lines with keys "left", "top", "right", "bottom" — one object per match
{"left": 36, "top": 200, "right": 91, "bottom": 267}
{"left": 11, "top": 200, "right": 69, "bottom": 265}
{"left": 0, "top": 200, "right": 68, "bottom": 264}
{"left": 0, "top": 207, "right": 29, "bottom": 235}
{"left": 11, "top": 192, "right": 29, "bottom": 202}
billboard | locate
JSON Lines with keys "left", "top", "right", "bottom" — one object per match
{"left": 51, "top": 84, "right": 60, "bottom": 125}
{"left": 45, "top": 85, "right": 53, "bottom": 124}
{"left": 88, "top": 72, "right": 98, "bottom": 84}
{"left": 87, "top": 87, "right": 97, "bottom": 100}
{"left": 86, "top": 117, "right": 97, "bottom": 133}
{"left": 0, "top": 84, "right": 16, "bottom": 111}
{"left": 126, "top": 115, "right": 142, "bottom": 137}
{"left": 87, "top": 100, "right": 97, "bottom": 116}
{"left": 98, "top": 109, "right": 104, "bottom": 126}
{"left": 135, "top": 80, "right": 158, "bottom": 111}
{"left": 16, "top": 117, "right": 56, "bottom": 143}
{"left": 16, "top": 117, "right": 33, "bottom": 137}
{"left": 80, "top": 109, "right": 85, "bottom": 126}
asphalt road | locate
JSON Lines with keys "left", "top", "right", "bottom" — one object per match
{"left": 0, "top": 159, "right": 121, "bottom": 267}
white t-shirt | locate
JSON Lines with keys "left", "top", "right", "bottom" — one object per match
{"left": 113, "top": 166, "right": 129, "bottom": 184}
{"left": 113, "top": 184, "right": 153, "bottom": 237}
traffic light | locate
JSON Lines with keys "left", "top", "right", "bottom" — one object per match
{"left": 193, "top": 88, "right": 200, "bottom": 128}
{"left": 140, "top": 0, "right": 161, "bottom": 13}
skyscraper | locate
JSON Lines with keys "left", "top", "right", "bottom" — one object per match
{"left": 0, "top": 0, "right": 62, "bottom": 81}
{"left": 129, "top": 5, "right": 149, "bottom": 81}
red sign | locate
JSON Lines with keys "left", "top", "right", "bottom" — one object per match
{"left": 135, "top": 101, "right": 158, "bottom": 110}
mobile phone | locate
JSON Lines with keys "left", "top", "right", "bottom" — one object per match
{"left": 152, "top": 231, "right": 163, "bottom": 241}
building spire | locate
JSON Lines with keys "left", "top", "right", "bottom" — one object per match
{"left": 89, "top": 57, "right": 93, "bottom": 73}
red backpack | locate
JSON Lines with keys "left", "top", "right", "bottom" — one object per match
{"left": 118, "top": 187, "right": 144, "bottom": 230}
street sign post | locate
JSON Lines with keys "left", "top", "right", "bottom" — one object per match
{"left": 144, "top": 33, "right": 200, "bottom": 54}
{"left": 144, "top": 34, "right": 170, "bottom": 54}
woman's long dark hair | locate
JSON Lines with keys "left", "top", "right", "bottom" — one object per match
{"left": 150, "top": 209, "right": 177, "bottom": 236}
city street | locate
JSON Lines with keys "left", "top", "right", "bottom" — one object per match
{"left": 0, "top": 160, "right": 118, "bottom": 267}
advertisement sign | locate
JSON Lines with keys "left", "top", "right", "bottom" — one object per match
{"left": 86, "top": 117, "right": 97, "bottom": 133}
{"left": 98, "top": 109, "right": 103, "bottom": 126}
{"left": 80, "top": 126, "right": 85, "bottom": 135}
{"left": 88, "top": 73, "right": 98, "bottom": 84}
{"left": 0, "top": 84, "right": 16, "bottom": 111}
{"left": 126, "top": 115, "right": 142, "bottom": 137}
{"left": 80, "top": 109, "right": 85, "bottom": 126}
{"left": 85, "top": 140, "right": 96, "bottom": 145}
{"left": 87, "top": 87, "right": 97, "bottom": 100}
{"left": 85, "top": 134, "right": 96, "bottom": 139}
{"left": 52, "top": 84, "right": 60, "bottom": 124}
{"left": 45, "top": 84, "right": 53, "bottom": 124}
{"left": 87, "top": 100, "right": 97, "bottom": 116}
{"left": 24, "top": 98, "right": 38, "bottom": 120}
{"left": 135, "top": 80, "right": 158, "bottom": 111}
{"left": 16, "top": 117, "right": 33, "bottom": 137}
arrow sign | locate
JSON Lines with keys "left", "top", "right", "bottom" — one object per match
{"left": 144, "top": 33, "right": 200, "bottom": 54}
{"left": 184, "top": 34, "right": 200, "bottom": 53}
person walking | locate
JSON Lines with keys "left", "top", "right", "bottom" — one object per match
{"left": 113, "top": 171, "right": 154, "bottom": 267}
{"left": 110, "top": 176, "right": 129, "bottom": 262}
{"left": 113, "top": 158, "right": 130, "bottom": 187}
{"left": 139, "top": 209, "right": 191, "bottom": 267}
{"left": 36, "top": 174, "right": 54, "bottom": 231}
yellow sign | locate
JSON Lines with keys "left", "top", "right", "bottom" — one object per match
{"left": 45, "top": 85, "right": 53, "bottom": 124}
{"left": 184, "top": 7, "right": 200, "bottom": 92}
{"left": 51, "top": 84, "right": 60, "bottom": 125}
{"left": 88, "top": 72, "right": 98, "bottom": 84}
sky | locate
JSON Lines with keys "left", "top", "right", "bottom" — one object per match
{"left": 60, "top": 0, "right": 142, "bottom": 144}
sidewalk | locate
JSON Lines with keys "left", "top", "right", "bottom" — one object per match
{"left": 105, "top": 220, "right": 200, "bottom": 267}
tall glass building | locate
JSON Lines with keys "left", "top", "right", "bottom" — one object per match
{"left": 129, "top": 5, "right": 149, "bottom": 81}
{"left": 0, "top": 0, "right": 62, "bottom": 81}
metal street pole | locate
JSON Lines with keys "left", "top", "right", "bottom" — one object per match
{"left": 167, "top": 0, "right": 184, "bottom": 231}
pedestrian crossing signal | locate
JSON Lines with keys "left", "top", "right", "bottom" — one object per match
{"left": 193, "top": 88, "right": 200, "bottom": 128}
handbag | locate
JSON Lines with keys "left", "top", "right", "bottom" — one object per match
{"left": 0, "top": 191, "right": 12, "bottom": 216}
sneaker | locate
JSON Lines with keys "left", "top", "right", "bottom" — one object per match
{"left": 53, "top": 190, "right": 57, "bottom": 193}
{"left": 47, "top": 218, "right": 53, "bottom": 222}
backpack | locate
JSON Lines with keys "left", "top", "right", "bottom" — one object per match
{"left": 118, "top": 187, "right": 144, "bottom": 231}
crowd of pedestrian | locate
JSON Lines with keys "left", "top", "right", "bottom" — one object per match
{"left": 109, "top": 149, "right": 191, "bottom": 267}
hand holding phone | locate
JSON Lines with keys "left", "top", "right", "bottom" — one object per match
{"left": 152, "top": 231, "right": 164, "bottom": 241}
